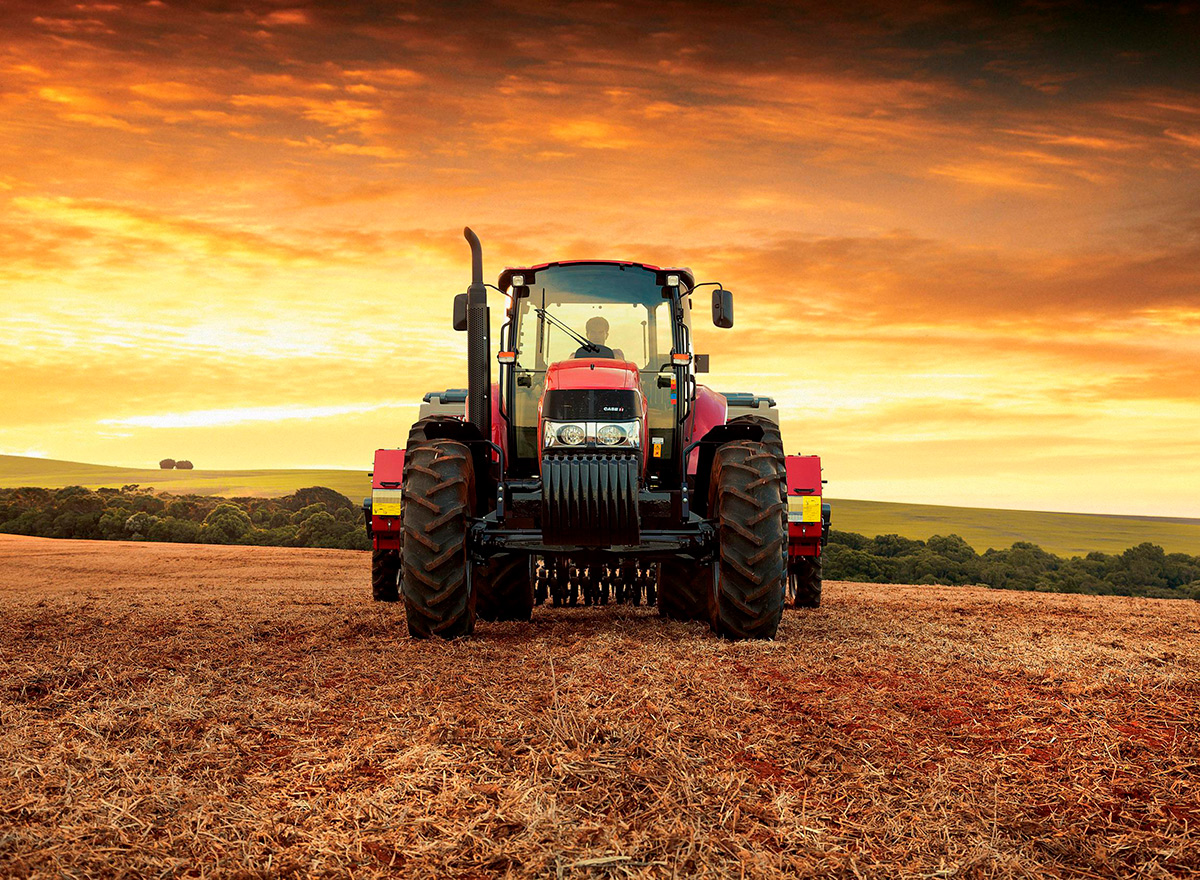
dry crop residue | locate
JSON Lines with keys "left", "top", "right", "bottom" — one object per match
{"left": 1, "top": 534, "right": 1198, "bottom": 878}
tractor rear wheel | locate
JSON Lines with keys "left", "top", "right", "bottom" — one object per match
{"left": 790, "top": 555, "right": 823, "bottom": 608}
{"left": 371, "top": 548, "right": 400, "bottom": 602}
{"left": 475, "top": 554, "right": 534, "bottom": 622}
{"left": 401, "top": 440, "right": 476, "bottom": 639}
{"left": 727, "top": 414, "right": 784, "bottom": 462}
{"left": 708, "top": 441, "right": 787, "bottom": 640}
{"left": 657, "top": 559, "right": 709, "bottom": 621}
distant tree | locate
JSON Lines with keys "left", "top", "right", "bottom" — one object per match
{"left": 201, "top": 503, "right": 251, "bottom": 543}
{"left": 175, "top": 460, "right": 194, "bottom": 470}
{"left": 284, "top": 486, "right": 354, "bottom": 512}
{"left": 926, "top": 534, "right": 978, "bottom": 564}
{"left": 128, "top": 494, "right": 165, "bottom": 514}
{"left": 868, "top": 534, "right": 925, "bottom": 558}
{"left": 159, "top": 459, "right": 176, "bottom": 469}
{"left": 828, "top": 529, "right": 868, "bottom": 551}
{"left": 53, "top": 486, "right": 104, "bottom": 514}
{"left": 152, "top": 517, "right": 202, "bottom": 544}
{"left": 291, "top": 502, "right": 330, "bottom": 525}
{"left": 165, "top": 498, "right": 200, "bottom": 519}
{"left": 124, "top": 512, "right": 160, "bottom": 539}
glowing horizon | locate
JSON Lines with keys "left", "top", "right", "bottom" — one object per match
{"left": 2, "top": 1, "right": 1198, "bottom": 517}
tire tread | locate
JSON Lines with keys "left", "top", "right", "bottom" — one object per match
{"left": 709, "top": 441, "right": 787, "bottom": 640}
{"left": 401, "top": 441, "right": 476, "bottom": 639}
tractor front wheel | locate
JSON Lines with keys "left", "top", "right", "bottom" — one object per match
{"left": 708, "top": 441, "right": 787, "bottom": 640}
{"left": 657, "top": 559, "right": 709, "bottom": 621}
{"left": 401, "top": 440, "right": 476, "bottom": 639}
{"left": 394, "top": 414, "right": 464, "bottom": 559}
{"left": 371, "top": 548, "right": 400, "bottom": 602}
{"left": 475, "top": 554, "right": 534, "bottom": 622}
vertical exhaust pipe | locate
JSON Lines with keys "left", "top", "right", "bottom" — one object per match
{"left": 463, "top": 227, "right": 491, "bottom": 443}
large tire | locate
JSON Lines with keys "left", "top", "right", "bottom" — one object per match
{"left": 405, "top": 415, "right": 462, "bottom": 465}
{"left": 401, "top": 441, "right": 476, "bottom": 639}
{"left": 657, "top": 559, "right": 709, "bottom": 621}
{"left": 394, "top": 415, "right": 464, "bottom": 559}
{"left": 790, "top": 554, "right": 822, "bottom": 608}
{"left": 727, "top": 414, "right": 787, "bottom": 506}
{"left": 727, "top": 414, "right": 784, "bottom": 462}
{"left": 475, "top": 554, "right": 534, "bottom": 622}
{"left": 708, "top": 441, "right": 787, "bottom": 640}
{"left": 371, "top": 548, "right": 400, "bottom": 602}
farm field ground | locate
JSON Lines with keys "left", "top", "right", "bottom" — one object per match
{"left": 1, "top": 535, "right": 1197, "bottom": 878}
{"left": 6, "top": 454, "right": 1200, "bottom": 555}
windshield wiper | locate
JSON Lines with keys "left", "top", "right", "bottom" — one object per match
{"left": 535, "top": 290, "right": 599, "bottom": 353}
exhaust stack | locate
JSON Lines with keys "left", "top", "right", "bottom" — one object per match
{"left": 463, "top": 227, "right": 491, "bottom": 443}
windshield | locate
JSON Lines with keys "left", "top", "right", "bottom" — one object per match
{"left": 506, "top": 263, "right": 689, "bottom": 471}
{"left": 514, "top": 264, "right": 674, "bottom": 371}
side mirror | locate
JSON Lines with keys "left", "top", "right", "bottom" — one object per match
{"left": 452, "top": 293, "right": 468, "bottom": 331}
{"left": 694, "top": 354, "right": 710, "bottom": 373}
{"left": 712, "top": 288, "right": 733, "bottom": 328}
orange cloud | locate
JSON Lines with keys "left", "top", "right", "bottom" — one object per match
{"left": 1, "top": 0, "right": 1198, "bottom": 515}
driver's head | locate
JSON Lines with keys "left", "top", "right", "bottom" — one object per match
{"left": 585, "top": 316, "right": 609, "bottom": 344}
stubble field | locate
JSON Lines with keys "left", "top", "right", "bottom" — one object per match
{"left": 1, "top": 534, "right": 1198, "bottom": 878}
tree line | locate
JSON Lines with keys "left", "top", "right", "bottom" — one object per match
{"left": 823, "top": 530, "right": 1200, "bottom": 601}
{"left": 1, "top": 486, "right": 1197, "bottom": 600}
{"left": 0, "top": 485, "right": 368, "bottom": 550}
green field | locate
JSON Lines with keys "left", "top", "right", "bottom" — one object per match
{"left": 829, "top": 498, "right": 1200, "bottom": 557}
{"left": 0, "top": 455, "right": 370, "bottom": 503}
{"left": 3, "top": 455, "right": 1199, "bottom": 557}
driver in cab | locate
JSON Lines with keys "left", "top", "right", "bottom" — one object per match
{"left": 574, "top": 317, "right": 624, "bottom": 360}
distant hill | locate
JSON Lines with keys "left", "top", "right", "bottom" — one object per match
{"left": 3, "top": 454, "right": 1198, "bottom": 556}
{"left": 823, "top": 498, "right": 1200, "bottom": 557}
{"left": 0, "top": 454, "right": 369, "bottom": 504}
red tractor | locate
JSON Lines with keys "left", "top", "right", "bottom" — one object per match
{"left": 366, "top": 229, "right": 829, "bottom": 640}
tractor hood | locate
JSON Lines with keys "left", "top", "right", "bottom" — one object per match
{"left": 539, "top": 359, "right": 644, "bottom": 422}
{"left": 543, "top": 358, "right": 640, "bottom": 392}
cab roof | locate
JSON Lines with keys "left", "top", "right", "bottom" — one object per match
{"left": 498, "top": 261, "right": 695, "bottom": 291}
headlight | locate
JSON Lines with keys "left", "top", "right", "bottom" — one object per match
{"left": 544, "top": 420, "right": 586, "bottom": 447}
{"left": 543, "top": 420, "right": 641, "bottom": 449}
{"left": 557, "top": 424, "right": 586, "bottom": 446}
{"left": 597, "top": 424, "right": 627, "bottom": 446}
{"left": 601, "top": 421, "right": 640, "bottom": 448}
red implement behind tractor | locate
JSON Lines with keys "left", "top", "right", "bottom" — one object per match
{"left": 365, "top": 229, "right": 830, "bottom": 639}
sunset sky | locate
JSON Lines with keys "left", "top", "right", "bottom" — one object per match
{"left": 2, "top": 1, "right": 1198, "bottom": 516}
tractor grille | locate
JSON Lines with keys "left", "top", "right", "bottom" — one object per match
{"left": 541, "top": 453, "right": 640, "bottom": 547}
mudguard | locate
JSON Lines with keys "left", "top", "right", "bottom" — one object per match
{"left": 689, "top": 421, "right": 765, "bottom": 518}
{"left": 422, "top": 417, "right": 493, "bottom": 514}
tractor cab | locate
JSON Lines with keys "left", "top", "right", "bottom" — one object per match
{"left": 497, "top": 262, "right": 699, "bottom": 485}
